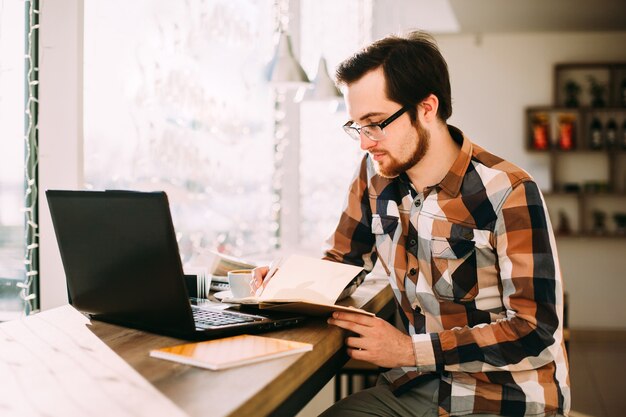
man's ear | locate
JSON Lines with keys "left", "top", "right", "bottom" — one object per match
{"left": 419, "top": 94, "right": 439, "bottom": 123}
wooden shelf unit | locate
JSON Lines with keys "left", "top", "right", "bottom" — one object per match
{"left": 527, "top": 62, "right": 626, "bottom": 237}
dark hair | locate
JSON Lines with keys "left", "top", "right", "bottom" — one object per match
{"left": 335, "top": 31, "right": 452, "bottom": 122}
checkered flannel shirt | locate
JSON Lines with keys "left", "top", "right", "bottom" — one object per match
{"left": 323, "top": 126, "right": 570, "bottom": 416}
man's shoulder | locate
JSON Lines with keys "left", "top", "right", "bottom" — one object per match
{"left": 469, "top": 142, "right": 532, "bottom": 188}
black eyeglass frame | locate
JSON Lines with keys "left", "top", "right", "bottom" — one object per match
{"left": 342, "top": 106, "right": 410, "bottom": 141}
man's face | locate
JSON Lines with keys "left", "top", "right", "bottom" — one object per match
{"left": 343, "top": 67, "right": 429, "bottom": 178}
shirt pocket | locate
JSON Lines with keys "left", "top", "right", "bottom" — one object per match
{"left": 431, "top": 235, "right": 478, "bottom": 303}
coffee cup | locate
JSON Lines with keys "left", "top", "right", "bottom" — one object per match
{"left": 227, "top": 269, "right": 255, "bottom": 298}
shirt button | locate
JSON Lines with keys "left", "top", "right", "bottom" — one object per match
{"left": 409, "top": 268, "right": 417, "bottom": 275}
{"left": 414, "top": 199, "right": 421, "bottom": 207}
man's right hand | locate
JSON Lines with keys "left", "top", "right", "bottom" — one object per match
{"left": 251, "top": 266, "right": 270, "bottom": 293}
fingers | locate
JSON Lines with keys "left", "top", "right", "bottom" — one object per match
{"left": 346, "top": 347, "right": 368, "bottom": 361}
{"left": 251, "top": 266, "right": 269, "bottom": 291}
{"left": 344, "top": 336, "right": 368, "bottom": 361}
{"left": 345, "top": 336, "right": 366, "bottom": 350}
{"left": 327, "top": 316, "right": 369, "bottom": 336}
{"left": 331, "top": 311, "right": 376, "bottom": 326}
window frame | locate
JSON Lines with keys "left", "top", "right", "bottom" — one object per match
{"left": 38, "top": 0, "right": 84, "bottom": 309}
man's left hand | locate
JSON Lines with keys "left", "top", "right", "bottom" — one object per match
{"left": 327, "top": 311, "right": 415, "bottom": 368}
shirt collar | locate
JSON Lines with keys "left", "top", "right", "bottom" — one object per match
{"left": 434, "top": 125, "right": 473, "bottom": 198}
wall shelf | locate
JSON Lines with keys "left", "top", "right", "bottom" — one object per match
{"left": 526, "top": 62, "right": 626, "bottom": 237}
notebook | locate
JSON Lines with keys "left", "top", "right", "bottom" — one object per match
{"left": 46, "top": 190, "right": 306, "bottom": 340}
{"left": 150, "top": 334, "right": 312, "bottom": 370}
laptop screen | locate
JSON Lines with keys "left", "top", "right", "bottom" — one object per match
{"left": 46, "top": 190, "right": 196, "bottom": 335}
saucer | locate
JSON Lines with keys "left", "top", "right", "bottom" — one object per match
{"left": 213, "top": 290, "right": 232, "bottom": 301}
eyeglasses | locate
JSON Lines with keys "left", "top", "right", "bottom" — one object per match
{"left": 342, "top": 106, "right": 410, "bottom": 141}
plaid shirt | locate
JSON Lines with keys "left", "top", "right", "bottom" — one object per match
{"left": 324, "top": 126, "right": 570, "bottom": 416}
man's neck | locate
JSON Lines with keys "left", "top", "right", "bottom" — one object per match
{"left": 406, "top": 123, "right": 460, "bottom": 193}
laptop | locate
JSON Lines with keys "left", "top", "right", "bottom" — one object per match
{"left": 46, "top": 190, "right": 306, "bottom": 340}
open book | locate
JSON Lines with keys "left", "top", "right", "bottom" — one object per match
{"left": 150, "top": 334, "right": 312, "bottom": 370}
{"left": 221, "top": 255, "right": 374, "bottom": 317}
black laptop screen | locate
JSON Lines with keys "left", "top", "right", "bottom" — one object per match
{"left": 46, "top": 190, "right": 195, "bottom": 334}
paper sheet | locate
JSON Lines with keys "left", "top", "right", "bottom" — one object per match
{"left": 0, "top": 305, "right": 188, "bottom": 417}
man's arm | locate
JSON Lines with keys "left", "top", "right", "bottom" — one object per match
{"left": 411, "top": 180, "right": 565, "bottom": 373}
{"left": 323, "top": 155, "right": 377, "bottom": 272}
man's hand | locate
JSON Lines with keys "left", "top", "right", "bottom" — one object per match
{"left": 251, "top": 258, "right": 282, "bottom": 295}
{"left": 251, "top": 266, "right": 269, "bottom": 293}
{"left": 327, "top": 311, "right": 415, "bottom": 368}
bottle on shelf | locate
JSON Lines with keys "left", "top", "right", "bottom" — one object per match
{"left": 531, "top": 113, "right": 550, "bottom": 150}
{"left": 558, "top": 114, "right": 575, "bottom": 150}
{"left": 588, "top": 117, "right": 604, "bottom": 150}
{"left": 606, "top": 118, "right": 618, "bottom": 148}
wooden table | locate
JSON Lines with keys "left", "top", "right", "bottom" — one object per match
{"left": 89, "top": 276, "right": 394, "bottom": 417}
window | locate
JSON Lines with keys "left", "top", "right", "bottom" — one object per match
{"left": 84, "top": 0, "right": 275, "bottom": 261}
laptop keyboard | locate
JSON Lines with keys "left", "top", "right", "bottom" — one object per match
{"left": 191, "top": 306, "right": 261, "bottom": 328}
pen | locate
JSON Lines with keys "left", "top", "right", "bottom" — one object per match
{"left": 255, "top": 257, "right": 282, "bottom": 297}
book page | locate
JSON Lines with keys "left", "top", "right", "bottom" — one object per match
{"left": 258, "top": 255, "right": 363, "bottom": 305}
{"left": 150, "top": 335, "right": 312, "bottom": 370}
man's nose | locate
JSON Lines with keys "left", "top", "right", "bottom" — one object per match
{"left": 359, "top": 132, "right": 377, "bottom": 151}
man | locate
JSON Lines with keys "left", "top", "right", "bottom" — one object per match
{"left": 256, "top": 31, "right": 569, "bottom": 416}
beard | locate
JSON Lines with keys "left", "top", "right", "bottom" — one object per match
{"left": 374, "top": 120, "right": 430, "bottom": 178}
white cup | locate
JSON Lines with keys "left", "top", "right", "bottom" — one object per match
{"left": 227, "top": 269, "right": 255, "bottom": 298}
